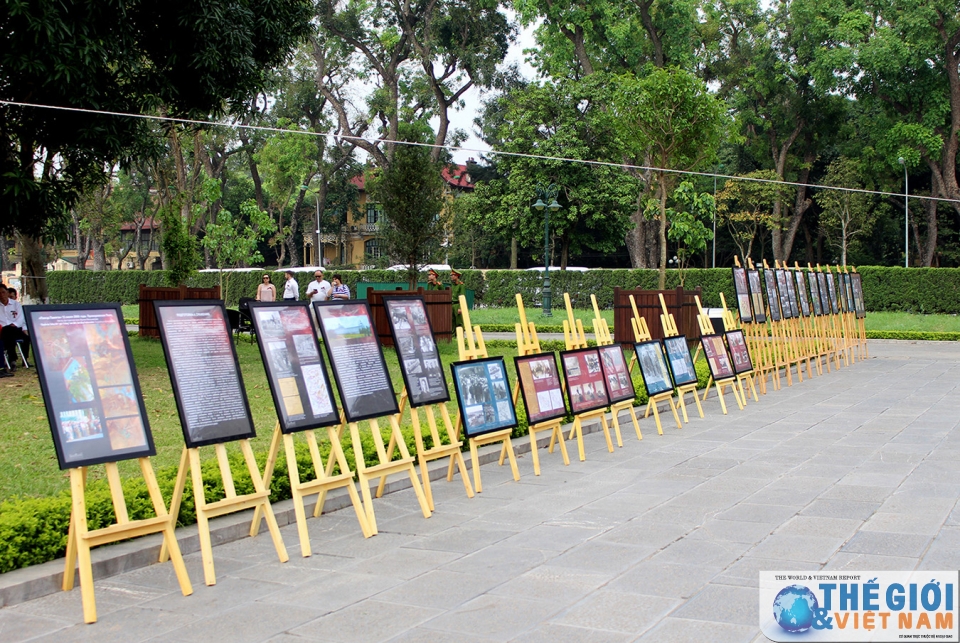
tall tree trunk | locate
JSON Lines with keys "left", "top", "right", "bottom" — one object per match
{"left": 510, "top": 235, "right": 518, "bottom": 269}
{"left": 657, "top": 171, "right": 668, "bottom": 289}
{"left": 18, "top": 234, "right": 49, "bottom": 303}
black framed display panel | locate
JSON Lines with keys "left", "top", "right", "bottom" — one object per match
{"left": 725, "top": 330, "right": 754, "bottom": 374}
{"left": 764, "top": 269, "right": 783, "bottom": 322}
{"left": 249, "top": 302, "right": 340, "bottom": 434}
{"left": 843, "top": 273, "right": 855, "bottom": 314}
{"left": 732, "top": 267, "right": 753, "bottom": 324}
{"left": 816, "top": 272, "right": 831, "bottom": 314}
{"left": 451, "top": 356, "right": 518, "bottom": 438}
{"left": 154, "top": 300, "right": 257, "bottom": 448}
{"left": 851, "top": 273, "right": 866, "bottom": 319}
{"left": 825, "top": 272, "right": 840, "bottom": 314}
{"left": 383, "top": 296, "right": 450, "bottom": 408}
{"left": 700, "top": 333, "right": 736, "bottom": 381}
{"left": 598, "top": 344, "right": 636, "bottom": 404}
{"left": 783, "top": 270, "right": 800, "bottom": 318}
{"left": 633, "top": 339, "right": 675, "bottom": 397}
{"left": 808, "top": 271, "right": 823, "bottom": 316}
{"left": 313, "top": 300, "right": 399, "bottom": 423}
{"left": 514, "top": 352, "right": 569, "bottom": 425}
{"left": 794, "top": 270, "right": 811, "bottom": 317}
{"left": 26, "top": 303, "right": 157, "bottom": 470}
{"left": 663, "top": 335, "right": 699, "bottom": 387}
{"left": 747, "top": 270, "right": 767, "bottom": 323}
{"left": 775, "top": 269, "right": 794, "bottom": 319}
{"left": 560, "top": 347, "right": 611, "bottom": 415}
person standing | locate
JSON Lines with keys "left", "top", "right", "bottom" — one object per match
{"left": 331, "top": 274, "right": 350, "bottom": 300}
{"left": 450, "top": 269, "right": 465, "bottom": 330}
{"left": 0, "top": 286, "right": 29, "bottom": 373}
{"left": 427, "top": 269, "right": 444, "bottom": 291}
{"left": 282, "top": 270, "right": 300, "bottom": 301}
{"left": 305, "top": 268, "right": 331, "bottom": 303}
{"left": 256, "top": 274, "right": 277, "bottom": 301}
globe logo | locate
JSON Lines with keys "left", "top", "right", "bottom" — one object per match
{"left": 773, "top": 584, "right": 819, "bottom": 633}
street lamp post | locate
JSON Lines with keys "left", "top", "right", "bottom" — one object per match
{"left": 898, "top": 158, "right": 908, "bottom": 268}
{"left": 533, "top": 184, "right": 562, "bottom": 317}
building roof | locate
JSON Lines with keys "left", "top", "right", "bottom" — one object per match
{"left": 119, "top": 217, "right": 160, "bottom": 232}
{"left": 348, "top": 164, "right": 474, "bottom": 191}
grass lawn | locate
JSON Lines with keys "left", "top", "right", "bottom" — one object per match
{"left": 863, "top": 311, "right": 960, "bottom": 332}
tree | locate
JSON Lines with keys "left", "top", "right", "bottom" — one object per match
{"left": 614, "top": 67, "right": 727, "bottom": 287}
{"left": 816, "top": 157, "right": 874, "bottom": 266}
{"left": 202, "top": 200, "right": 277, "bottom": 301}
{"left": 370, "top": 125, "right": 448, "bottom": 289}
{"left": 1, "top": 0, "right": 313, "bottom": 300}
{"left": 716, "top": 170, "right": 783, "bottom": 262}
{"left": 665, "top": 181, "right": 715, "bottom": 284}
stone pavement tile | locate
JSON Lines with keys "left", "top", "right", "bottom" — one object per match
{"left": 747, "top": 534, "right": 845, "bottom": 564}
{"left": 744, "top": 483, "right": 826, "bottom": 507}
{"left": 508, "top": 623, "right": 632, "bottom": 643}
{"left": 311, "top": 530, "right": 409, "bottom": 559}
{"left": 10, "top": 578, "right": 171, "bottom": 621}
{"left": 344, "top": 546, "right": 462, "bottom": 580}
{"left": 788, "top": 464, "right": 857, "bottom": 482}
{"left": 420, "top": 594, "right": 563, "bottom": 640}
{"left": 860, "top": 512, "right": 946, "bottom": 536}
{"left": 819, "top": 484, "right": 893, "bottom": 503}
{"left": 402, "top": 525, "right": 514, "bottom": 554}
{"left": 715, "top": 503, "right": 801, "bottom": 525}
{"left": 441, "top": 544, "right": 556, "bottom": 583}
{"left": 685, "top": 519, "right": 774, "bottom": 544}
{"left": 377, "top": 507, "right": 476, "bottom": 537}
{"left": 635, "top": 617, "right": 757, "bottom": 643}
{"left": 258, "top": 570, "right": 402, "bottom": 613}
{"left": 606, "top": 561, "right": 721, "bottom": 599}
{"left": 878, "top": 494, "right": 956, "bottom": 516}
{"left": 639, "top": 503, "right": 721, "bottom": 527}
{"left": 468, "top": 502, "right": 567, "bottom": 531}
{"left": 842, "top": 531, "right": 932, "bottom": 557}
{"left": 695, "top": 475, "right": 771, "bottom": 496}
{"left": 650, "top": 537, "right": 750, "bottom": 568}
{"left": 619, "top": 477, "right": 703, "bottom": 497}
{"left": 551, "top": 589, "right": 679, "bottom": 634}
{"left": 288, "top": 600, "right": 442, "bottom": 643}
{"left": 138, "top": 575, "right": 285, "bottom": 617}
{"left": 500, "top": 523, "right": 603, "bottom": 552}
{"left": 375, "top": 570, "right": 502, "bottom": 610}
{"left": 801, "top": 498, "right": 880, "bottom": 521}
{"left": 160, "top": 602, "right": 322, "bottom": 643}
{"left": 668, "top": 489, "right": 746, "bottom": 509}
{"left": 549, "top": 541, "right": 655, "bottom": 575}
{"left": 0, "top": 609, "right": 70, "bottom": 643}
{"left": 837, "top": 472, "right": 909, "bottom": 488}
{"left": 918, "top": 544, "right": 960, "bottom": 571}
{"left": 774, "top": 516, "right": 862, "bottom": 539}
{"left": 229, "top": 561, "right": 336, "bottom": 586}
{"left": 670, "top": 583, "right": 759, "bottom": 626}
{"left": 595, "top": 520, "right": 690, "bottom": 549}
{"left": 713, "top": 556, "right": 821, "bottom": 589}
{"left": 555, "top": 503, "right": 638, "bottom": 531}
{"left": 106, "top": 553, "right": 257, "bottom": 592}
{"left": 824, "top": 552, "right": 918, "bottom": 571}
{"left": 569, "top": 493, "right": 668, "bottom": 520}
{"left": 895, "top": 482, "right": 960, "bottom": 499}
{"left": 386, "top": 628, "right": 497, "bottom": 643}
{"left": 28, "top": 606, "right": 201, "bottom": 643}
{"left": 491, "top": 566, "right": 610, "bottom": 603}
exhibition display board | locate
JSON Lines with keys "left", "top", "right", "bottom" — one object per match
{"left": 451, "top": 356, "right": 518, "bottom": 438}
{"left": 700, "top": 333, "right": 745, "bottom": 414}
{"left": 634, "top": 339, "right": 684, "bottom": 434}
{"left": 764, "top": 269, "right": 783, "bottom": 322}
{"left": 599, "top": 344, "right": 636, "bottom": 404}
{"left": 515, "top": 353, "right": 568, "bottom": 425}
{"left": 663, "top": 336, "right": 699, "bottom": 388}
{"left": 794, "top": 271, "right": 811, "bottom": 317}
{"left": 561, "top": 348, "right": 611, "bottom": 415}
{"left": 732, "top": 267, "right": 752, "bottom": 323}
{"left": 747, "top": 269, "right": 767, "bottom": 323}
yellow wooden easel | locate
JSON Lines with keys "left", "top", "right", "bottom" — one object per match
{"left": 253, "top": 421, "right": 372, "bottom": 557}
{"left": 851, "top": 267, "right": 868, "bottom": 358}
{"left": 718, "top": 292, "right": 760, "bottom": 403}
{"left": 695, "top": 296, "right": 745, "bottom": 414}
{"left": 163, "top": 440, "right": 289, "bottom": 586}
{"left": 625, "top": 294, "right": 653, "bottom": 375}
{"left": 590, "top": 294, "right": 642, "bottom": 443}
{"left": 456, "top": 297, "right": 521, "bottom": 492}
{"left": 64, "top": 460, "right": 192, "bottom": 623}
{"left": 656, "top": 292, "right": 701, "bottom": 425}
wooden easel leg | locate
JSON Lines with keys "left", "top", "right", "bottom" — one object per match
{"left": 188, "top": 449, "right": 216, "bottom": 586}
{"left": 68, "top": 469, "right": 97, "bottom": 624}
{"left": 676, "top": 391, "right": 690, "bottom": 424}
{"left": 554, "top": 424, "right": 570, "bottom": 465}
{"left": 62, "top": 469, "right": 82, "bottom": 592}
{"left": 627, "top": 405, "right": 642, "bottom": 440}
{"left": 470, "top": 439, "right": 482, "bottom": 493}
{"left": 240, "top": 440, "right": 289, "bottom": 563}
{"left": 251, "top": 425, "right": 282, "bottom": 537}
{"left": 715, "top": 383, "right": 728, "bottom": 415}
{"left": 667, "top": 397, "right": 682, "bottom": 429}
{"left": 284, "top": 434, "right": 311, "bottom": 558}
{"left": 349, "top": 423, "right": 378, "bottom": 533}
{"left": 529, "top": 429, "right": 542, "bottom": 476}
{"left": 324, "top": 426, "right": 373, "bottom": 538}
{"left": 138, "top": 459, "right": 192, "bottom": 597}
{"left": 159, "top": 447, "right": 189, "bottom": 564}
{"left": 387, "top": 417, "right": 431, "bottom": 518}
{"left": 503, "top": 435, "right": 520, "bottom": 481}
{"left": 609, "top": 409, "right": 624, "bottom": 448}
{"left": 374, "top": 430, "right": 397, "bottom": 499}
{"left": 454, "top": 450, "right": 474, "bottom": 498}
{"left": 574, "top": 417, "right": 586, "bottom": 461}
{"left": 701, "top": 376, "right": 714, "bottom": 402}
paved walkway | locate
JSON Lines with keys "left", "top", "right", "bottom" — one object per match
{"left": 3, "top": 340, "right": 959, "bottom": 642}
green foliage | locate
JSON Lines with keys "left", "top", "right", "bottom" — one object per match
{"left": 865, "top": 330, "right": 960, "bottom": 341}
{"left": 202, "top": 200, "right": 277, "bottom": 301}
{"left": 856, "top": 267, "right": 960, "bottom": 314}
{"left": 160, "top": 206, "right": 201, "bottom": 286}
{"left": 666, "top": 182, "right": 715, "bottom": 282}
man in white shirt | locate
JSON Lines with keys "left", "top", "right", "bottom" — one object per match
{"left": 305, "top": 268, "right": 331, "bottom": 304}
{"left": 282, "top": 270, "right": 300, "bottom": 301}
{"left": 0, "top": 286, "right": 28, "bottom": 373}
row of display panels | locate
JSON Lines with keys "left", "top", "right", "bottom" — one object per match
{"left": 731, "top": 267, "right": 866, "bottom": 325}
{"left": 26, "top": 298, "right": 752, "bottom": 471}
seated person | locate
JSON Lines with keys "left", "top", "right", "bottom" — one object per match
{"left": 0, "top": 286, "right": 30, "bottom": 371}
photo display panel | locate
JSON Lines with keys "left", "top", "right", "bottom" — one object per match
{"left": 383, "top": 296, "right": 449, "bottom": 408}
{"left": 732, "top": 267, "right": 752, "bottom": 323}
{"left": 451, "top": 357, "right": 518, "bottom": 438}
{"left": 663, "top": 335, "right": 699, "bottom": 387}
{"left": 249, "top": 302, "right": 339, "bottom": 433}
{"left": 747, "top": 270, "right": 767, "bottom": 323}
{"left": 817, "top": 272, "right": 831, "bottom": 314}
{"left": 825, "top": 272, "right": 840, "bottom": 314}
{"left": 155, "top": 301, "right": 256, "bottom": 448}
{"left": 701, "top": 334, "right": 736, "bottom": 381}
{"left": 725, "top": 330, "right": 754, "bottom": 374}
{"left": 843, "top": 274, "right": 855, "bottom": 314}
{"left": 634, "top": 340, "right": 675, "bottom": 396}
{"left": 783, "top": 270, "right": 800, "bottom": 318}
{"left": 514, "top": 353, "right": 568, "bottom": 425}
{"left": 26, "top": 304, "right": 155, "bottom": 469}
{"left": 851, "top": 273, "right": 866, "bottom": 319}
{"left": 775, "top": 270, "right": 794, "bottom": 319}
{"left": 764, "top": 270, "right": 783, "bottom": 321}
{"left": 314, "top": 301, "right": 399, "bottom": 422}
{"left": 794, "top": 270, "right": 811, "bottom": 317}
{"left": 808, "top": 271, "right": 823, "bottom": 316}
{"left": 598, "top": 344, "right": 636, "bottom": 404}
{"left": 560, "top": 348, "right": 611, "bottom": 414}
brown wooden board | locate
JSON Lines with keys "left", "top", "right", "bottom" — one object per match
{"left": 368, "top": 287, "right": 452, "bottom": 346}
{"left": 612, "top": 286, "right": 702, "bottom": 344}
{"left": 138, "top": 284, "right": 221, "bottom": 338}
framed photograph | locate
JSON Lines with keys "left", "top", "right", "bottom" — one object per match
{"left": 836, "top": 272, "right": 850, "bottom": 312}
{"left": 514, "top": 353, "right": 568, "bottom": 425}
{"left": 843, "top": 273, "right": 856, "bottom": 315}
{"left": 663, "top": 335, "right": 699, "bottom": 387}
{"left": 732, "top": 267, "right": 752, "bottom": 324}
{"left": 764, "top": 269, "right": 782, "bottom": 322}
{"left": 808, "top": 271, "right": 823, "bottom": 316}
{"left": 249, "top": 302, "right": 339, "bottom": 434}
{"left": 314, "top": 301, "right": 399, "bottom": 422}
{"left": 154, "top": 301, "right": 256, "bottom": 448}
{"left": 451, "top": 357, "right": 518, "bottom": 438}
{"left": 700, "top": 334, "right": 736, "bottom": 381}
{"left": 747, "top": 270, "right": 767, "bottom": 323}
{"left": 26, "top": 304, "right": 155, "bottom": 470}
{"left": 782, "top": 270, "right": 800, "bottom": 318}
{"left": 633, "top": 340, "right": 674, "bottom": 397}
{"left": 725, "top": 330, "right": 754, "bottom": 374}
{"left": 851, "top": 273, "right": 866, "bottom": 319}
{"left": 817, "top": 271, "right": 831, "bottom": 314}
{"left": 598, "top": 344, "right": 636, "bottom": 404}
{"left": 560, "top": 347, "right": 611, "bottom": 415}
{"left": 775, "top": 269, "right": 794, "bottom": 319}
{"left": 383, "top": 296, "right": 449, "bottom": 408}
{"left": 794, "top": 270, "right": 811, "bottom": 317}
{"left": 825, "top": 271, "right": 840, "bottom": 314}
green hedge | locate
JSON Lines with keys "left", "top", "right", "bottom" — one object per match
{"left": 865, "top": 330, "right": 960, "bottom": 341}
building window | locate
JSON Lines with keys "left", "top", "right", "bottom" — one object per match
{"left": 366, "top": 202, "right": 382, "bottom": 224}
{"left": 364, "top": 238, "right": 382, "bottom": 259}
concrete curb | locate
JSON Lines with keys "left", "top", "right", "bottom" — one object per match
{"left": 0, "top": 407, "right": 646, "bottom": 608}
